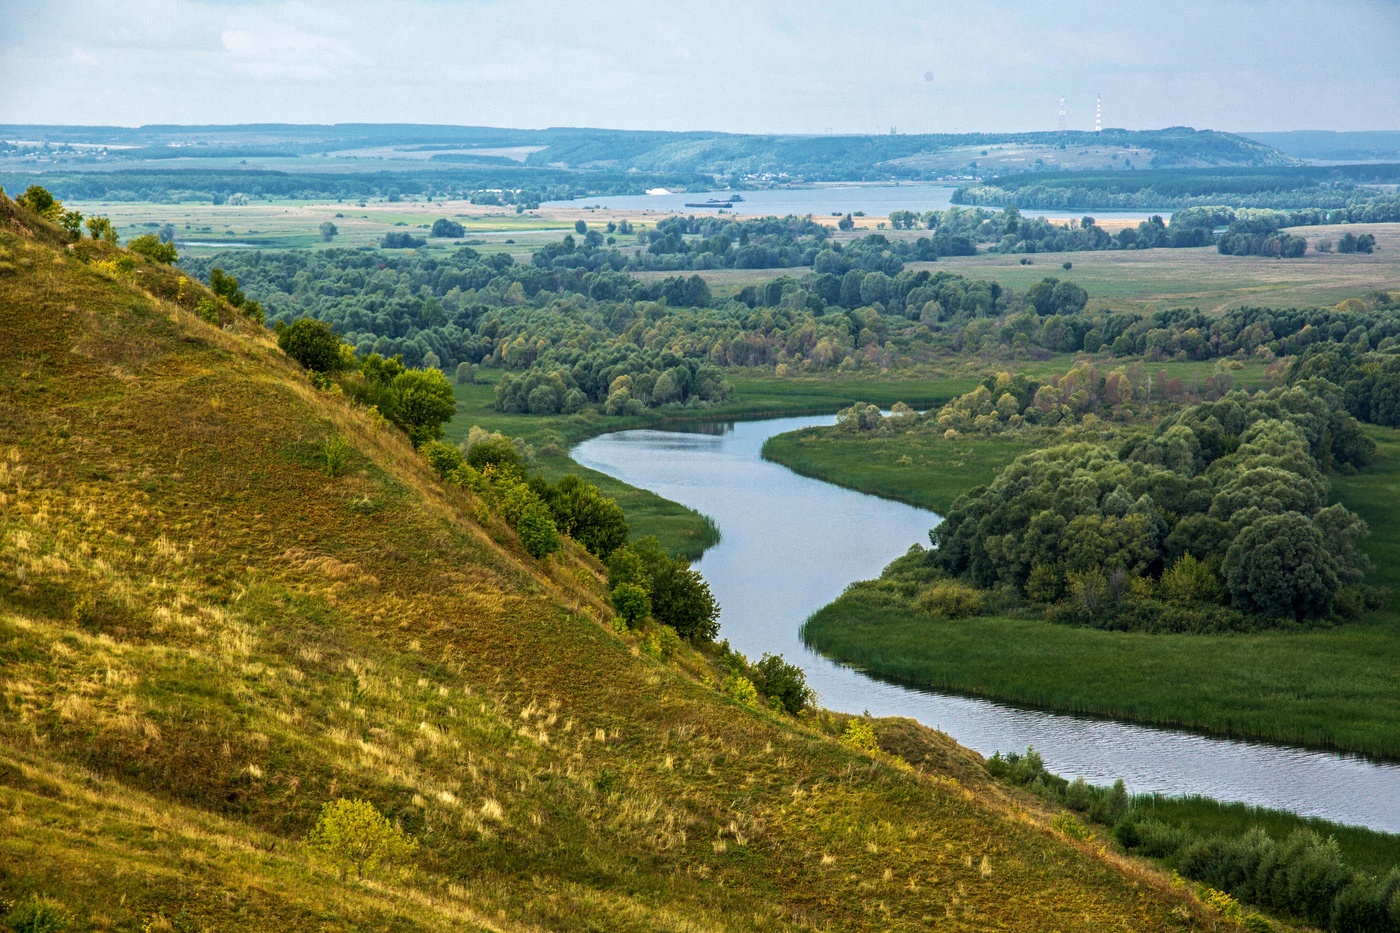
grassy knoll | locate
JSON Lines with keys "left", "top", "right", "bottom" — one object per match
{"left": 0, "top": 193, "right": 1242, "bottom": 931}
{"left": 800, "top": 425, "right": 1400, "bottom": 759}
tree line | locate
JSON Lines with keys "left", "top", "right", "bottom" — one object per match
{"left": 927, "top": 385, "right": 1377, "bottom": 630}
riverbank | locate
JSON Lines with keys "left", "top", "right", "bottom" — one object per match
{"left": 443, "top": 371, "right": 974, "bottom": 558}
{"left": 784, "top": 423, "right": 1400, "bottom": 761}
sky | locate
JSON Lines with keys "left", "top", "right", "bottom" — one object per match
{"left": 2, "top": 0, "right": 1398, "bottom": 135}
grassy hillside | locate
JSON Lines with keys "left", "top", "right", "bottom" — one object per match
{"left": 0, "top": 195, "right": 1251, "bottom": 930}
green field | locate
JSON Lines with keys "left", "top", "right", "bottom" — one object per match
{"left": 66, "top": 197, "right": 601, "bottom": 258}
{"left": 797, "top": 425, "right": 1400, "bottom": 759}
{"left": 652, "top": 223, "right": 1400, "bottom": 312}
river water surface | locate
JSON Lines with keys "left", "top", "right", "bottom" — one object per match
{"left": 573, "top": 415, "right": 1400, "bottom": 832}
{"left": 545, "top": 183, "right": 1171, "bottom": 223}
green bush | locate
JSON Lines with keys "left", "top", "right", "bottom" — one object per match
{"left": 128, "top": 233, "right": 178, "bottom": 264}
{"left": 419, "top": 439, "right": 465, "bottom": 478}
{"left": 914, "top": 581, "right": 985, "bottom": 618}
{"left": 465, "top": 435, "right": 525, "bottom": 475}
{"left": 388, "top": 368, "right": 456, "bottom": 447}
{"left": 607, "top": 540, "right": 718, "bottom": 641}
{"left": 840, "top": 719, "right": 879, "bottom": 755}
{"left": 84, "top": 215, "right": 118, "bottom": 244}
{"left": 610, "top": 582, "right": 650, "bottom": 628}
{"left": 278, "top": 318, "right": 347, "bottom": 373}
{"left": 5, "top": 895, "right": 71, "bottom": 933}
{"left": 306, "top": 797, "right": 418, "bottom": 881}
{"left": 537, "top": 474, "right": 629, "bottom": 558}
{"left": 751, "top": 653, "right": 815, "bottom": 714}
{"left": 322, "top": 435, "right": 352, "bottom": 477}
{"left": 517, "top": 501, "right": 560, "bottom": 558}
{"left": 721, "top": 673, "right": 758, "bottom": 708}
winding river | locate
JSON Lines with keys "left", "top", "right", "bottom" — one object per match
{"left": 574, "top": 415, "right": 1400, "bottom": 833}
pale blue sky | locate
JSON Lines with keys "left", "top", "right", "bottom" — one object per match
{"left": 2, "top": 0, "right": 1397, "bottom": 133}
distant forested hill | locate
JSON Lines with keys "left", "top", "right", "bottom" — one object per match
{"left": 956, "top": 164, "right": 1400, "bottom": 212}
{"left": 1, "top": 123, "right": 1293, "bottom": 184}
{"left": 1243, "top": 131, "right": 1400, "bottom": 164}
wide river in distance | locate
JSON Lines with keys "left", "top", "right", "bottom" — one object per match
{"left": 546, "top": 182, "right": 1171, "bottom": 223}
{"left": 573, "top": 415, "right": 1400, "bottom": 832}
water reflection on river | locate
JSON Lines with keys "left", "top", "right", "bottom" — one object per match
{"left": 574, "top": 416, "right": 1400, "bottom": 832}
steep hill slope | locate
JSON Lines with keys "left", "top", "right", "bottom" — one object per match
{"left": 0, "top": 194, "right": 1236, "bottom": 931}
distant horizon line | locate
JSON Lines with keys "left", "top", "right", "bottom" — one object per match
{"left": 2, "top": 122, "right": 1395, "bottom": 137}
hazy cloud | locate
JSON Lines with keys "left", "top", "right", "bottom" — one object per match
{"left": 1, "top": 0, "right": 1396, "bottom": 132}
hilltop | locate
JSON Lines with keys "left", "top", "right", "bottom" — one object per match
{"left": 0, "top": 192, "right": 1241, "bottom": 930}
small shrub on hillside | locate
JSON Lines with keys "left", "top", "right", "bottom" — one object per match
{"left": 194, "top": 298, "right": 220, "bottom": 324}
{"left": 389, "top": 368, "right": 457, "bottom": 446}
{"left": 465, "top": 434, "right": 525, "bottom": 476}
{"left": 721, "top": 673, "right": 759, "bottom": 708}
{"left": 306, "top": 798, "right": 418, "bottom": 881}
{"left": 128, "top": 233, "right": 178, "bottom": 264}
{"left": 278, "top": 318, "right": 347, "bottom": 373}
{"left": 751, "top": 653, "right": 815, "bottom": 714}
{"left": 1051, "top": 811, "right": 1092, "bottom": 841}
{"left": 93, "top": 255, "right": 137, "bottom": 278}
{"left": 517, "top": 501, "right": 560, "bottom": 558}
{"left": 610, "top": 582, "right": 650, "bottom": 628}
{"left": 84, "top": 215, "right": 118, "bottom": 244}
{"left": 16, "top": 185, "right": 58, "bottom": 217}
{"left": 322, "top": 435, "right": 352, "bottom": 477}
{"left": 419, "top": 439, "right": 464, "bottom": 477}
{"left": 5, "top": 895, "right": 71, "bottom": 933}
{"left": 841, "top": 719, "right": 880, "bottom": 755}
{"left": 639, "top": 623, "right": 681, "bottom": 661}
{"left": 536, "top": 474, "right": 629, "bottom": 558}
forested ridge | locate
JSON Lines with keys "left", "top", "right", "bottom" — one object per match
{"left": 957, "top": 165, "right": 1400, "bottom": 215}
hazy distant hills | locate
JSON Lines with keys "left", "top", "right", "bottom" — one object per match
{"left": 0, "top": 123, "right": 1296, "bottom": 181}
{"left": 1242, "top": 131, "right": 1400, "bottom": 164}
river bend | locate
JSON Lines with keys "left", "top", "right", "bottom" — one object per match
{"left": 573, "top": 415, "right": 1400, "bottom": 832}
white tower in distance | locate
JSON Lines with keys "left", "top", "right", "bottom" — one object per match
{"left": 1058, "top": 96, "right": 1066, "bottom": 132}
{"left": 1096, "top": 94, "right": 1102, "bottom": 134}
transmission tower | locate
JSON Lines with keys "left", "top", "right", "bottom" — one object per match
{"left": 1095, "top": 94, "right": 1102, "bottom": 134}
{"left": 1057, "top": 96, "right": 1066, "bottom": 133}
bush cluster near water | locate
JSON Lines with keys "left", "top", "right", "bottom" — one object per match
{"left": 989, "top": 748, "right": 1400, "bottom": 933}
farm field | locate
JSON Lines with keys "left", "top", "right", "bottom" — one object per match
{"left": 638, "top": 223, "right": 1400, "bottom": 311}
